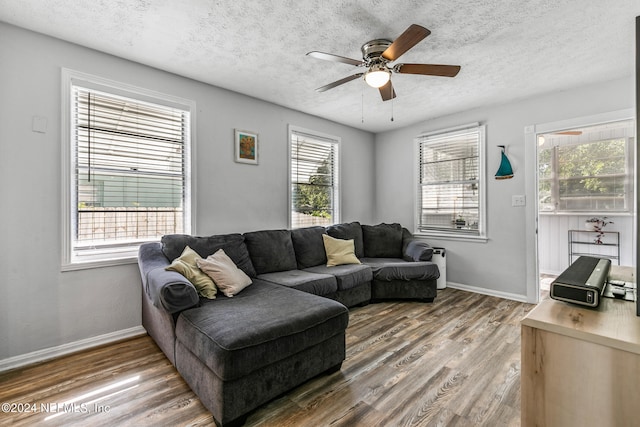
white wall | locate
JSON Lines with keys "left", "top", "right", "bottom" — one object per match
{"left": 0, "top": 23, "right": 375, "bottom": 363}
{"left": 374, "top": 76, "right": 635, "bottom": 300}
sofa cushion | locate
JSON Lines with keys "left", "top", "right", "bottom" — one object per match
{"left": 304, "top": 263, "right": 372, "bottom": 291}
{"left": 197, "top": 249, "right": 253, "bottom": 297}
{"left": 361, "top": 258, "right": 440, "bottom": 281}
{"left": 362, "top": 223, "right": 403, "bottom": 258}
{"left": 162, "top": 233, "right": 256, "bottom": 277}
{"left": 257, "top": 270, "right": 337, "bottom": 296}
{"left": 243, "top": 229, "right": 298, "bottom": 274}
{"left": 175, "top": 280, "right": 349, "bottom": 381}
{"left": 322, "top": 234, "right": 361, "bottom": 267}
{"left": 291, "top": 226, "right": 327, "bottom": 269}
{"left": 165, "top": 246, "right": 217, "bottom": 299}
{"left": 403, "top": 240, "right": 434, "bottom": 261}
{"left": 326, "top": 221, "right": 364, "bottom": 258}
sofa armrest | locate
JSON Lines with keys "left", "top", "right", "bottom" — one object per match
{"left": 138, "top": 242, "right": 199, "bottom": 314}
{"left": 403, "top": 239, "right": 434, "bottom": 262}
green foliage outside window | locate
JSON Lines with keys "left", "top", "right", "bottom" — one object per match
{"left": 293, "top": 160, "right": 332, "bottom": 218}
{"left": 539, "top": 139, "right": 628, "bottom": 212}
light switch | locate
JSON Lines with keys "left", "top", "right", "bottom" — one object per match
{"left": 512, "top": 195, "right": 526, "bottom": 207}
{"left": 32, "top": 116, "right": 48, "bottom": 133}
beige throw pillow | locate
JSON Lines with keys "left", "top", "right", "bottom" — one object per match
{"left": 197, "top": 249, "right": 252, "bottom": 297}
{"left": 165, "top": 246, "right": 217, "bottom": 299}
{"left": 322, "top": 234, "right": 361, "bottom": 267}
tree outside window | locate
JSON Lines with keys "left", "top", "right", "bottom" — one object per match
{"left": 538, "top": 129, "right": 632, "bottom": 213}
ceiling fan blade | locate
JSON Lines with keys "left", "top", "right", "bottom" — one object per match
{"left": 381, "top": 24, "right": 431, "bottom": 62}
{"left": 379, "top": 80, "right": 396, "bottom": 101}
{"left": 553, "top": 131, "right": 582, "bottom": 135}
{"left": 315, "top": 73, "right": 364, "bottom": 92}
{"left": 306, "top": 51, "right": 363, "bottom": 66}
{"left": 395, "top": 63, "right": 461, "bottom": 77}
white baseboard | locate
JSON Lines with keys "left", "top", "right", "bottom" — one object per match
{"left": 0, "top": 326, "right": 147, "bottom": 373}
{"left": 446, "top": 282, "right": 529, "bottom": 303}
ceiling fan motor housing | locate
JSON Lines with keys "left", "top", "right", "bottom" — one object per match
{"left": 361, "top": 39, "right": 392, "bottom": 64}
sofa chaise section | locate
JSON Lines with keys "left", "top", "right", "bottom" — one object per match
{"left": 138, "top": 233, "right": 350, "bottom": 427}
{"left": 174, "top": 279, "right": 348, "bottom": 426}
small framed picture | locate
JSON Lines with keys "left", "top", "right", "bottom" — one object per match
{"left": 234, "top": 129, "right": 259, "bottom": 165}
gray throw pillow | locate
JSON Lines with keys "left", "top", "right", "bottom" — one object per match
{"left": 403, "top": 240, "right": 434, "bottom": 261}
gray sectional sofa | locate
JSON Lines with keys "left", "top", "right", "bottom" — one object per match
{"left": 137, "top": 222, "right": 439, "bottom": 426}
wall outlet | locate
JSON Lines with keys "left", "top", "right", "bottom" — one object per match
{"left": 512, "top": 195, "right": 526, "bottom": 207}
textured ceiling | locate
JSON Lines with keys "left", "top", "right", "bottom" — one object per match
{"left": 1, "top": 0, "right": 639, "bottom": 133}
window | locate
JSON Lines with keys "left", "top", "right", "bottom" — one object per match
{"left": 62, "top": 70, "right": 193, "bottom": 269}
{"left": 289, "top": 126, "right": 340, "bottom": 228}
{"left": 538, "top": 120, "right": 635, "bottom": 213}
{"left": 416, "top": 124, "right": 486, "bottom": 238}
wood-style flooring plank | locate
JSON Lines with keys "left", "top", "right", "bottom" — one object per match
{"left": 0, "top": 288, "right": 532, "bottom": 426}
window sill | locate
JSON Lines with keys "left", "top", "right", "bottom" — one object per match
{"left": 61, "top": 255, "right": 138, "bottom": 272}
{"left": 413, "top": 231, "right": 489, "bottom": 243}
{"left": 538, "top": 211, "right": 633, "bottom": 217}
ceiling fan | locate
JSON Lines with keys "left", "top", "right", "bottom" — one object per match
{"left": 306, "top": 24, "right": 461, "bottom": 101}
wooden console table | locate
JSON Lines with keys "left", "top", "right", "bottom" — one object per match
{"left": 521, "top": 297, "right": 640, "bottom": 426}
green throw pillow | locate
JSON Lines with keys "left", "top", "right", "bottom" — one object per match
{"left": 166, "top": 246, "right": 217, "bottom": 299}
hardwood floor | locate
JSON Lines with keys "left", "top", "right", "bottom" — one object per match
{"left": 0, "top": 289, "right": 534, "bottom": 426}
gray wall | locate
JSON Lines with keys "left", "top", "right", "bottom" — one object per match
{"left": 374, "top": 76, "right": 635, "bottom": 299}
{"left": 0, "top": 23, "right": 375, "bottom": 361}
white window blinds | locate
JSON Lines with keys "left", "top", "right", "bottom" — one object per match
{"left": 290, "top": 128, "right": 339, "bottom": 228}
{"left": 417, "top": 125, "right": 485, "bottom": 237}
{"left": 70, "top": 83, "right": 190, "bottom": 262}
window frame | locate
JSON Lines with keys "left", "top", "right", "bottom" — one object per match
{"left": 61, "top": 69, "right": 195, "bottom": 270}
{"left": 538, "top": 134, "right": 634, "bottom": 214}
{"left": 288, "top": 125, "right": 340, "bottom": 229}
{"left": 414, "top": 123, "right": 487, "bottom": 241}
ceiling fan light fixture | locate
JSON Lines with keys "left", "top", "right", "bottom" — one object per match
{"left": 364, "top": 67, "right": 390, "bottom": 88}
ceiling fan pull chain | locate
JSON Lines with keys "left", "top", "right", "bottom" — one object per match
{"left": 361, "top": 84, "right": 365, "bottom": 123}
{"left": 390, "top": 94, "right": 394, "bottom": 122}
